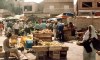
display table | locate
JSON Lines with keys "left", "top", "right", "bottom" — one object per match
{"left": 32, "top": 42, "right": 69, "bottom": 60}
{"left": 33, "top": 33, "right": 53, "bottom": 42}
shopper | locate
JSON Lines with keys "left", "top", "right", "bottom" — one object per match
{"left": 57, "top": 21, "right": 65, "bottom": 42}
{"left": 0, "top": 22, "right": 4, "bottom": 36}
{"left": 24, "top": 22, "right": 30, "bottom": 35}
{"left": 68, "top": 22, "right": 76, "bottom": 36}
{"left": 83, "top": 25, "right": 98, "bottom": 60}
{"left": 13, "top": 21, "right": 19, "bottom": 36}
{"left": 34, "top": 22, "right": 40, "bottom": 31}
{"left": 53, "top": 20, "right": 58, "bottom": 40}
{"left": 40, "top": 21, "right": 46, "bottom": 30}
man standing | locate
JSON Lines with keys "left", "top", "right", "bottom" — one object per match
{"left": 57, "top": 21, "right": 65, "bottom": 42}
{"left": 13, "top": 21, "right": 19, "bottom": 36}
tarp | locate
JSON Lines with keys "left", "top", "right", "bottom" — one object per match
{"left": 65, "top": 13, "right": 74, "bottom": 16}
{"left": 56, "top": 14, "right": 67, "bottom": 19}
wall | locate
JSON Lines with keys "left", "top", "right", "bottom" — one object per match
{"left": 74, "top": 16, "right": 100, "bottom": 30}
{"left": 43, "top": 0, "right": 74, "bottom": 14}
{"left": 23, "top": 2, "right": 38, "bottom": 14}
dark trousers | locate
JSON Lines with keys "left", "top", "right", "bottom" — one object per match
{"left": 14, "top": 29, "right": 19, "bottom": 35}
{"left": 25, "top": 28, "right": 30, "bottom": 35}
{"left": 58, "top": 32, "right": 65, "bottom": 42}
{"left": 4, "top": 51, "right": 10, "bottom": 60}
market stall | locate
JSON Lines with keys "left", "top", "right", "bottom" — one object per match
{"left": 32, "top": 41, "right": 69, "bottom": 60}
{"left": 33, "top": 29, "right": 53, "bottom": 42}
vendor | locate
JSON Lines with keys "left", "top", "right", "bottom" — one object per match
{"left": 40, "top": 20, "right": 46, "bottom": 30}
{"left": 3, "top": 33, "right": 20, "bottom": 60}
{"left": 34, "top": 22, "right": 41, "bottom": 31}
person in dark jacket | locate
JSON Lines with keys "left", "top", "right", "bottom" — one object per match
{"left": 57, "top": 22, "right": 65, "bottom": 42}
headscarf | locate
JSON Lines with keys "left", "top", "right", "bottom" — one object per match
{"left": 83, "top": 25, "right": 98, "bottom": 41}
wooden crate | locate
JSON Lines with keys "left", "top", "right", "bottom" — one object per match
{"left": 33, "top": 33, "right": 52, "bottom": 42}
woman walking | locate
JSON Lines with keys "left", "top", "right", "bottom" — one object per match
{"left": 83, "top": 25, "right": 98, "bottom": 60}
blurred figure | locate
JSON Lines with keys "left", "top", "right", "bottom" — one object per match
{"left": 68, "top": 22, "right": 76, "bottom": 36}
{"left": 13, "top": 21, "right": 19, "bottom": 36}
{"left": 28, "top": 21, "right": 34, "bottom": 32}
{"left": 24, "top": 22, "right": 30, "bottom": 35}
{"left": 40, "top": 21, "right": 46, "bottom": 30}
{"left": 53, "top": 20, "right": 58, "bottom": 40}
{"left": 0, "top": 22, "right": 4, "bottom": 36}
{"left": 3, "top": 21, "right": 7, "bottom": 31}
{"left": 34, "top": 22, "right": 40, "bottom": 31}
{"left": 3, "top": 33, "right": 20, "bottom": 60}
{"left": 19, "top": 20, "right": 23, "bottom": 30}
{"left": 46, "top": 20, "right": 51, "bottom": 29}
{"left": 83, "top": 25, "right": 98, "bottom": 60}
{"left": 57, "top": 21, "right": 65, "bottom": 42}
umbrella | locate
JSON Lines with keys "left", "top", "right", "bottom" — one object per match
{"left": 48, "top": 18, "right": 57, "bottom": 21}
{"left": 66, "top": 13, "right": 74, "bottom": 16}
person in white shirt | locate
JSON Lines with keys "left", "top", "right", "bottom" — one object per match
{"left": 19, "top": 20, "right": 23, "bottom": 29}
{"left": 13, "top": 21, "right": 19, "bottom": 35}
{"left": 24, "top": 22, "right": 29, "bottom": 35}
{"left": 3, "top": 21, "right": 7, "bottom": 31}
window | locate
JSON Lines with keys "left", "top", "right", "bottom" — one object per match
{"left": 97, "top": 2, "right": 100, "bottom": 7}
{"left": 24, "top": 6, "right": 32, "bottom": 11}
{"left": 82, "top": 2, "right": 92, "bottom": 7}
{"left": 49, "top": 5, "right": 54, "bottom": 9}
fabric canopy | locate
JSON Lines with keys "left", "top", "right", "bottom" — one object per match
{"left": 56, "top": 14, "right": 67, "bottom": 19}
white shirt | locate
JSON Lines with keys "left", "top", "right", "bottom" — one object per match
{"left": 24, "top": 24, "right": 29, "bottom": 28}
{"left": 19, "top": 22, "right": 23, "bottom": 27}
{"left": 13, "top": 23, "right": 19, "bottom": 29}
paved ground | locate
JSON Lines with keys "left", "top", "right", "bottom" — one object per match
{"left": 0, "top": 36, "right": 100, "bottom": 60}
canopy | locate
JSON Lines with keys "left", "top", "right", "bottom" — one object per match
{"left": 56, "top": 12, "right": 74, "bottom": 19}
{"left": 48, "top": 18, "right": 62, "bottom": 21}
{"left": 48, "top": 18, "right": 57, "bottom": 21}
{"left": 65, "top": 13, "right": 74, "bottom": 16}
{"left": 56, "top": 14, "right": 67, "bottom": 19}
{"left": 0, "top": 17, "right": 5, "bottom": 21}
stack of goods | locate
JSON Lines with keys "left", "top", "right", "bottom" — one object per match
{"left": 9, "top": 35, "right": 18, "bottom": 47}
{"left": 20, "top": 36, "right": 33, "bottom": 49}
{"left": 40, "top": 41, "right": 68, "bottom": 59}
{"left": 33, "top": 29, "right": 53, "bottom": 41}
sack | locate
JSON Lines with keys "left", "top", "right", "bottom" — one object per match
{"left": 83, "top": 39, "right": 92, "bottom": 53}
{"left": 25, "top": 40, "right": 33, "bottom": 48}
{"left": 92, "top": 38, "right": 100, "bottom": 51}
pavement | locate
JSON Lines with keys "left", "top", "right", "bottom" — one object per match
{"left": 0, "top": 36, "right": 100, "bottom": 60}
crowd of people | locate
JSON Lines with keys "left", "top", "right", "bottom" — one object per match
{"left": 1, "top": 19, "right": 100, "bottom": 60}
{"left": 0, "top": 19, "right": 76, "bottom": 42}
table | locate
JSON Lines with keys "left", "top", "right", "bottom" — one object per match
{"left": 33, "top": 33, "right": 53, "bottom": 42}
{"left": 32, "top": 45, "right": 69, "bottom": 60}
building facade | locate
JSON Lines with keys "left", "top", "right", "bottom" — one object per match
{"left": 5, "top": 0, "right": 74, "bottom": 17}
{"left": 43, "top": 0, "right": 74, "bottom": 16}
{"left": 77, "top": 0, "right": 100, "bottom": 16}
{"left": 22, "top": 2, "right": 38, "bottom": 14}
{"left": 0, "top": 9, "right": 12, "bottom": 17}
